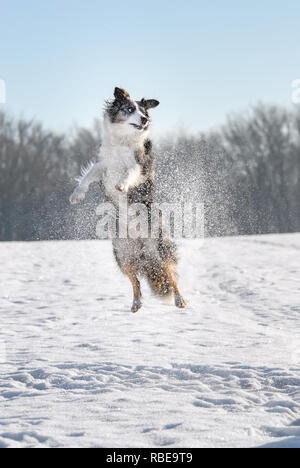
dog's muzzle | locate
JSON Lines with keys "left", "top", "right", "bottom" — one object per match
{"left": 130, "top": 122, "right": 149, "bottom": 131}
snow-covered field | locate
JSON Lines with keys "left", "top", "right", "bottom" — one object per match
{"left": 1, "top": 234, "right": 300, "bottom": 448}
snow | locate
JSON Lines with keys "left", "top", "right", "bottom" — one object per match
{"left": 0, "top": 234, "right": 300, "bottom": 448}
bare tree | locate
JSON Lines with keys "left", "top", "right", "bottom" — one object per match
{"left": 1, "top": 105, "right": 300, "bottom": 241}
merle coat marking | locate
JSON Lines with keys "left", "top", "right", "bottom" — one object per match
{"left": 70, "top": 87, "right": 186, "bottom": 313}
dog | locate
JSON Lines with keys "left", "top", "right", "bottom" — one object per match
{"left": 70, "top": 87, "right": 186, "bottom": 313}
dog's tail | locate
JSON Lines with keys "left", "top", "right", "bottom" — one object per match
{"left": 146, "top": 237, "right": 178, "bottom": 303}
{"left": 146, "top": 267, "right": 174, "bottom": 302}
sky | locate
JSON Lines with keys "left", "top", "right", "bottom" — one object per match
{"left": 0, "top": 0, "right": 300, "bottom": 135}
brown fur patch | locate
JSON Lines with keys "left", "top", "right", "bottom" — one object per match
{"left": 146, "top": 259, "right": 176, "bottom": 297}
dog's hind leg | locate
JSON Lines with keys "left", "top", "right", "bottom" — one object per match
{"left": 173, "top": 283, "right": 187, "bottom": 309}
{"left": 126, "top": 271, "right": 142, "bottom": 314}
{"left": 113, "top": 240, "right": 143, "bottom": 314}
{"left": 165, "top": 261, "right": 187, "bottom": 309}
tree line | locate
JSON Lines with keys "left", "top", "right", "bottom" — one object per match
{"left": 0, "top": 103, "right": 299, "bottom": 241}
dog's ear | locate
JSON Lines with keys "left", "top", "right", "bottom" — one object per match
{"left": 142, "top": 99, "right": 160, "bottom": 110}
{"left": 114, "top": 87, "right": 130, "bottom": 101}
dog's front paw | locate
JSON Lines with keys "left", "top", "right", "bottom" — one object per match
{"left": 69, "top": 188, "right": 86, "bottom": 205}
{"left": 116, "top": 183, "right": 128, "bottom": 193}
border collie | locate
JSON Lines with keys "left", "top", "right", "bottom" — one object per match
{"left": 70, "top": 87, "right": 186, "bottom": 313}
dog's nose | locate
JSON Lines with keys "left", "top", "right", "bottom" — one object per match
{"left": 141, "top": 117, "right": 148, "bottom": 126}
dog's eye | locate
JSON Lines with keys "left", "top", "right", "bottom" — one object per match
{"left": 128, "top": 107, "right": 135, "bottom": 114}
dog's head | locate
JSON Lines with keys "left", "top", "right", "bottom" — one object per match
{"left": 104, "top": 87, "right": 159, "bottom": 136}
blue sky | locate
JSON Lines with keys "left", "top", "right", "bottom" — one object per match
{"left": 0, "top": 0, "right": 299, "bottom": 134}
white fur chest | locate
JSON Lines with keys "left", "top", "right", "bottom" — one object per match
{"left": 99, "top": 143, "right": 136, "bottom": 203}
